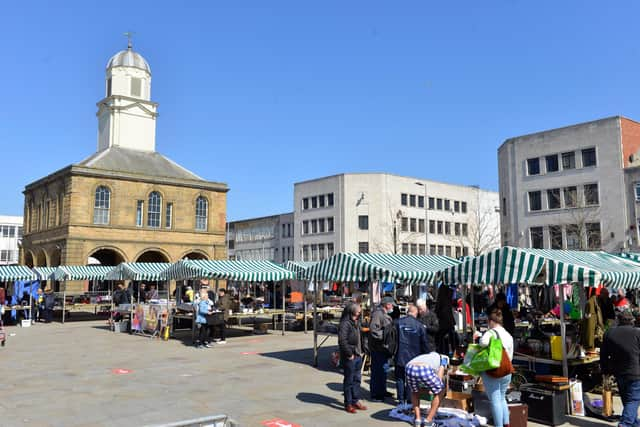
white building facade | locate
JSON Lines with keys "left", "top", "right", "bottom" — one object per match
{"left": 0, "top": 215, "right": 23, "bottom": 265}
{"left": 293, "top": 173, "right": 500, "bottom": 261}
{"left": 227, "top": 213, "right": 294, "bottom": 263}
{"left": 498, "top": 116, "right": 640, "bottom": 252}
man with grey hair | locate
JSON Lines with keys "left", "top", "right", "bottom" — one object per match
{"left": 416, "top": 298, "right": 439, "bottom": 347}
{"left": 601, "top": 311, "right": 640, "bottom": 427}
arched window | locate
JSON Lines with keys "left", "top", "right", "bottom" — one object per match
{"left": 93, "top": 186, "right": 110, "bottom": 224}
{"left": 147, "top": 191, "right": 162, "bottom": 228}
{"left": 195, "top": 196, "right": 208, "bottom": 231}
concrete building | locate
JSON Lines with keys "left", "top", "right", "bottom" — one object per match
{"left": 21, "top": 41, "right": 228, "bottom": 275}
{"left": 0, "top": 215, "right": 23, "bottom": 265}
{"left": 499, "top": 116, "right": 640, "bottom": 252}
{"left": 227, "top": 213, "right": 294, "bottom": 262}
{"left": 293, "top": 173, "right": 500, "bottom": 261}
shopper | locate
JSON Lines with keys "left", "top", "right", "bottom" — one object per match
{"left": 35, "top": 288, "right": 45, "bottom": 322}
{"left": 145, "top": 284, "right": 158, "bottom": 301}
{"left": 601, "top": 311, "right": 640, "bottom": 427}
{"left": 395, "top": 304, "right": 433, "bottom": 408}
{"left": 43, "top": 288, "right": 55, "bottom": 323}
{"left": 405, "top": 351, "right": 446, "bottom": 427}
{"left": 416, "top": 298, "right": 439, "bottom": 346}
{"left": 488, "top": 292, "right": 515, "bottom": 336}
{"left": 338, "top": 302, "right": 367, "bottom": 413}
{"left": 434, "top": 285, "right": 456, "bottom": 355}
{"left": 598, "top": 288, "right": 616, "bottom": 327}
{"left": 478, "top": 308, "right": 514, "bottom": 427}
{"left": 369, "top": 296, "right": 396, "bottom": 401}
{"left": 194, "top": 289, "right": 213, "bottom": 349}
{"left": 214, "top": 288, "right": 232, "bottom": 344}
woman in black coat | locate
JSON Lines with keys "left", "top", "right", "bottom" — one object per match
{"left": 435, "top": 285, "right": 456, "bottom": 355}
{"left": 338, "top": 303, "right": 367, "bottom": 414}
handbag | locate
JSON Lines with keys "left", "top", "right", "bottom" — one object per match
{"left": 460, "top": 336, "right": 503, "bottom": 375}
{"left": 485, "top": 329, "right": 515, "bottom": 378}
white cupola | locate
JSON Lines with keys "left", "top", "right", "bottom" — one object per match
{"left": 97, "top": 38, "right": 158, "bottom": 152}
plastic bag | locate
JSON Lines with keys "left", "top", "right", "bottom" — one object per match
{"left": 460, "top": 336, "right": 503, "bottom": 375}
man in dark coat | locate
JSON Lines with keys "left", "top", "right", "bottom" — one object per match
{"left": 338, "top": 303, "right": 367, "bottom": 413}
{"left": 416, "top": 298, "right": 439, "bottom": 346}
{"left": 395, "top": 304, "right": 433, "bottom": 407}
{"left": 369, "top": 296, "right": 395, "bottom": 401}
{"left": 214, "top": 288, "right": 232, "bottom": 344}
{"left": 601, "top": 311, "right": 640, "bottom": 427}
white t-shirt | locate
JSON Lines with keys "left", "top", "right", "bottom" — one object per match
{"left": 480, "top": 325, "right": 514, "bottom": 361}
{"left": 407, "top": 352, "right": 441, "bottom": 371}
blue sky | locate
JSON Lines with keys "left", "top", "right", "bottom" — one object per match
{"left": 2, "top": 1, "right": 640, "bottom": 220}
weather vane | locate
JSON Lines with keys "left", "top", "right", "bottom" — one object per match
{"left": 124, "top": 31, "right": 135, "bottom": 49}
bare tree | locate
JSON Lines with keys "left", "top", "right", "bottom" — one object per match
{"left": 446, "top": 201, "right": 501, "bottom": 256}
{"left": 562, "top": 185, "right": 606, "bottom": 250}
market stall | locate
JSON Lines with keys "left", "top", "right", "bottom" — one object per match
{"left": 105, "top": 262, "right": 172, "bottom": 336}
{"left": 0, "top": 265, "right": 38, "bottom": 325}
{"left": 439, "top": 246, "right": 640, "bottom": 423}
{"left": 283, "top": 260, "right": 318, "bottom": 333}
{"left": 305, "top": 252, "right": 461, "bottom": 366}
{"left": 52, "top": 265, "right": 115, "bottom": 323}
{"left": 164, "top": 259, "right": 295, "bottom": 339}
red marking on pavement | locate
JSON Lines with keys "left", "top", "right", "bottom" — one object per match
{"left": 240, "top": 351, "right": 260, "bottom": 355}
{"left": 247, "top": 339, "right": 263, "bottom": 343}
{"left": 111, "top": 368, "right": 133, "bottom": 375}
{"left": 261, "top": 419, "right": 301, "bottom": 427}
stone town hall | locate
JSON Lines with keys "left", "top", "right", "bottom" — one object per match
{"left": 21, "top": 41, "right": 228, "bottom": 271}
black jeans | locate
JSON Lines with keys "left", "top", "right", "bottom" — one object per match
{"left": 342, "top": 356, "right": 362, "bottom": 406}
{"left": 197, "top": 323, "right": 209, "bottom": 344}
{"left": 395, "top": 365, "right": 409, "bottom": 404}
{"left": 370, "top": 351, "right": 388, "bottom": 399}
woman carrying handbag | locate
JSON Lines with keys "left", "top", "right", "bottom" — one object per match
{"left": 478, "top": 308, "right": 515, "bottom": 427}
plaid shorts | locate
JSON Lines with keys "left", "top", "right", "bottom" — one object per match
{"left": 405, "top": 363, "right": 443, "bottom": 394}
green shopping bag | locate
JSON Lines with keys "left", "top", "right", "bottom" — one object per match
{"left": 460, "top": 335, "right": 503, "bottom": 375}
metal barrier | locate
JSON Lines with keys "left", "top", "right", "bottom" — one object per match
{"left": 144, "top": 414, "right": 238, "bottom": 427}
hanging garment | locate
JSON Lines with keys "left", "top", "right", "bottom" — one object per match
{"left": 506, "top": 283, "right": 518, "bottom": 309}
{"left": 372, "top": 281, "right": 381, "bottom": 304}
{"left": 581, "top": 295, "right": 604, "bottom": 350}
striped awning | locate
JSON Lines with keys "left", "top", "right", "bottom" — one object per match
{"left": 618, "top": 252, "right": 640, "bottom": 263}
{"left": 164, "top": 259, "right": 295, "bottom": 282}
{"left": 305, "top": 253, "right": 461, "bottom": 285}
{"left": 105, "top": 263, "right": 171, "bottom": 281}
{"left": 33, "top": 267, "right": 57, "bottom": 281}
{"left": 53, "top": 265, "right": 114, "bottom": 281}
{"left": 0, "top": 265, "right": 37, "bottom": 281}
{"left": 283, "top": 261, "right": 318, "bottom": 280}
{"left": 441, "top": 246, "right": 640, "bottom": 288}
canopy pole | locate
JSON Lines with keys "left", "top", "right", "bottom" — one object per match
{"left": 313, "top": 280, "right": 318, "bottom": 366}
{"left": 304, "top": 281, "right": 308, "bottom": 334}
{"left": 282, "top": 280, "right": 286, "bottom": 336}
{"left": 470, "top": 284, "right": 476, "bottom": 340}
{"left": 559, "top": 283, "right": 569, "bottom": 378}
{"left": 62, "top": 280, "right": 66, "bottom": 324}
{"left": 460, "top": 284, "right": 467, "bottom": 342}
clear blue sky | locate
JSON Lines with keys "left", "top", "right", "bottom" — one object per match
{"left": 2, "top": 1, "right": 640, "bottom": 220}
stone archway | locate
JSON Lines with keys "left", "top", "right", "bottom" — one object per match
{"left": 24, "top": 250, "right": 35, "bottom": 267}
{"left": 35, "top": 248, "right": 48, "bottom": 267}
{"left": 181, "top": 250, "right": 209, "bottom": 260}
{"left": 88, "top": 247, "right": 126, "bottom": 266}
{"left": 135, "top": 249, "right": 170, "bottom": 263}
{"left": 49, "top": 247, "right": 62, "bottom": 267}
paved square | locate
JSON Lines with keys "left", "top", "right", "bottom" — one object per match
{"left": 0, "top": 320, "right": 617, "bottom": 426}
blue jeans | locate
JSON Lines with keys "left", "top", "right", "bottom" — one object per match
{"left": 342, "top": 356, "right": 362, "bottom": 406}
{"left": 370, "top": 351, "right": 388, "bottom": 398}
{"left": 616, "top": 376, "right": 640, "bottom": 427}
{"left": 395, "top": 365, "right": 408, "bottom": 404}
{"left": 480, "top": 373, "right": 511, "bottom": 427}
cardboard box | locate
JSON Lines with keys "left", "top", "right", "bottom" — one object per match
{"left": 442, "top": 391, "right": 473, "bottom": 412}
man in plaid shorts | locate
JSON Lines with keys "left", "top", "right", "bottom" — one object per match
{"left": 405, "top": 352, "right": 446, "bottom": 427}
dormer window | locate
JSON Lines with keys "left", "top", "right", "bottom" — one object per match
{"left": 131, "top": 77, "right": 142, "bottom": 97}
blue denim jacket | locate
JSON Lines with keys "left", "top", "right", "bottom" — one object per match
{"left": 195, "top": 300, "right": 210, "bottom": 324}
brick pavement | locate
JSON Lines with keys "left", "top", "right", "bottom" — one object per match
{"left": 0, "top": 320, "right": 620, "bottom": 426}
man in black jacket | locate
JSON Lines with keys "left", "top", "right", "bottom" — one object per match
{"left": 369, "top": 296, "right": 395, "bottom": 401}
{"left": 395, "top": 305, "right": 433, "bottom": 408}
{"left": 338, "top": 303, "right": 367, "bottom": 414}
{"left": 416, "top": 299, "right": 439, "bottom": 346}
{"left": 601, "top": 311, "right": 640, "bottom": 427}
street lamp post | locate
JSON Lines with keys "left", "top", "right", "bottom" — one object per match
{"left": 415, "top": 182, "right": 429, "bottom": 254}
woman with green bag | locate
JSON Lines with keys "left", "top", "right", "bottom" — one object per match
{"left": 479, "top": 308, "right": 514, "bottom": 427}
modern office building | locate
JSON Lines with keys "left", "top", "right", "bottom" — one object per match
{"left": 21, "top": 41, "right": 228, "bottom": 273}
{"left": 499, "top": 116, "right": 640, "bottom": 251}
{"left": 0, "top": 215, "right": 23, "bottom": 265}
{"left": 227, "top": 213, "right": 294, "bottom": 262}
{"left": 293, "top": 173, "right": 500, "bottom": 261}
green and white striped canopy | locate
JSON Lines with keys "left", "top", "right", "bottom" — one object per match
{"left": 305, "top": 253, "right": 460, "bottom": 285}
{"left": 441, "top": 246, "right": 640, "bottom": 289}
{"left": 283, "top": 261, "right": 318, "bottom": 280}
{"left": 53, "top": 265, "right": 114, "bottom": 281}
{"left": 33, "top": 266, "right": 57, "bottom": 281}
{"left": 0, "top": 265, "right": 37, "bottom": 281}
{"left": 164, "top": 259, "right": 295, "bottom": 282}
{"left": 105, "top": 263, "right": 171, "bottom": 281}
{"left": 618, "top": 252, "right": 640, "bottom": 264}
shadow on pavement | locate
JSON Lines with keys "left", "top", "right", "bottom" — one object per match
{"left": 564, "top": 416, "right": 617, "bottom": 427}
{"left": 260, "top": 347, "right": 339, "bottom": 372}
{"left": 369, "top": 408, "right": 397, "bottom": 422}
{"left": 326, "top": 382, "right": 343, "bottom": 392}
{"left": 296, "top": 392, "right": 344, "bottom": 411}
